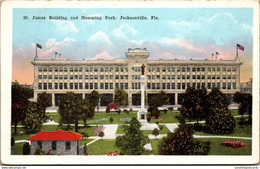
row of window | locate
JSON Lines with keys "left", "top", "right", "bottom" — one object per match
{"left": 38, "top": 74, "right": 237, "bottom": 80}
{"left": 147, "top": 82, "right": 236, "bottom": 90}
{"left": 38, "top": 82, "right": 236, "bottom": 90}
{"left": 148, "top": 74, "right": 237, "bottom": 80}
{"left": 38, "top": 82, "right": 129, "bottom": 90}
{"left": 37, "top": 141, "right": 71, "bottom": 151}
{"left": 38, "top": 67, "right": 130, "bottom": 72}
{"left": 148, "top": 67, "right": 237, "bottom": 72}
{"left": 38, "top": 75, "right": 129, "bottom": 80}
{"left": 38, "top": 66, "right": 237, "bottom": 73}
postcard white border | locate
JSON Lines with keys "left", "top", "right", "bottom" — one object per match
{"left": 1, "top": 0, "right": 259, "bottom": 165}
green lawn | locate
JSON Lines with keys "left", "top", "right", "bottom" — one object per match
{"left": 80, "top": 139, "right": 95, "bottom": 146}
{"left": 148, "top": 111, "right": 181, "bottom": 123}
{"left": 149, "top": 138, "right": 251, "bottom": 155}
{"left": 46, "top": 113, "right": 61, "bottom": 123}
{"left": 195, "top": 138, "right": 252, "bottom": 155}
{"left": 150, "top": 139, "right": 161, "bottom": 155}
{"left": 116, "top": 125, "right": 170, "bottom": 135}
{"left": 42, "top": 125, "right": 60, "bottom": 131}
{"left": 193, "top": 119, "right": 252, "bottom": 137}
{"left": 86, "top": 139, "right": 118, "bottom": 155}
{"left": 12, "top": 143, "right": 25, "bottom": 155}
{"left": 77, "top": 126, "right": 99, "bottom": 136}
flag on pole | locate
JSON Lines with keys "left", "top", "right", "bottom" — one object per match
{"left": 36, "top": 43, "right": 42, "bottom": 49}
{"left": 216, "top": 52, "right": 219, "bottom": 55}
{"left": 59, "top": 54, "right": 61, "bottom": 56}
{"left": 237, "top": 44, "right": 244, "bottom": 51}
{"left": 55, "top": 52, "right": 58, "bottom": 55}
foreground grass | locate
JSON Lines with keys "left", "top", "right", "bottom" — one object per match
{"left": 87, "top": 139, "right": 118, "bottom": 155}
{"left": 148, "top": 111, "right": 181, "bottom": 123}
{"left": 12, "top": 143, "right": 25, "bottom": 155}
{"left": 193, "top": 119, "right": 252, "bottom": 137}
{"left": 196, "top": 138, "right": 252, "bottom": 155}
{"left": 149, "top": 138, "right": 251, "bottom": 155}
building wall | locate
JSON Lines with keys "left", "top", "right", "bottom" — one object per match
{"left": 30, "top": 140, "right": 79, "bottom": 155}
{"left": 32, "top": 48, "right": 242, "bottom": 106}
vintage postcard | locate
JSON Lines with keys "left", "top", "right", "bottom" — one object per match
{"left": 1, "top": 0, "right": 259, "bottom": 165}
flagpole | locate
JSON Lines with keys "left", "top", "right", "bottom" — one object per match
{"left": 36, "top": 43, "right": 37, "bottom": 57}
{"left": 236, "top": 44, "right": 238, "bottom": 58}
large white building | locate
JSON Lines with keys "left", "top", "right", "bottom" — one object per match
{"left": 31, "top": 48, "right": 242, "bottom": 107}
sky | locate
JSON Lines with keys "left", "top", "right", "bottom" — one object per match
{"left": 12, "top": 8, "right": 253, "bottom": 84}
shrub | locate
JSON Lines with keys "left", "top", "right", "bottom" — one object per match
{"left": 193, "top": 123, "right": 203, "bottom": 131}
{"left": 99, "top": 131, "right": 104, "bottom": 139}
{"left": 117, "top": 109, "right": 121, "bottom": 114}
{"left": 159, "top": 125, "right": 163, "bottom": 130}
{"left": 123, "top": 109, "right": 128, "bottom": 113}
{"left": 106, "top": 106, "right": 110, "bottom": 113}
{"left": 193, "top": 141, "right": 211, "bottom": 155}
{"left": 152, "top": 128, "right": 159, "bottom": 138}
{"left": 205, "top": 110, "right": 235, "bottom": 134}
{"left": 163, "top": 109, "right": 167, "bottom": 114}
{"left": 110, "top": 117, "right": 114, "bottom": 123}
{"left": 168, "top": 107, "right": 173, "bottom": 111}
{"left": 23, "top": 142, "right": 30, "bottom": 155}
{"left": 156, "top": 121, "right": 159, "bottom": 125}
{"left": 130, "top": 108, "right": 133, "bottom": 112}
{"left": 147, "top": 117, "right": 151, "bottom": 122}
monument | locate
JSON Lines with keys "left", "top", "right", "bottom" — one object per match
{"left": 138, "top": 64, "right": 159, "bottom": 130}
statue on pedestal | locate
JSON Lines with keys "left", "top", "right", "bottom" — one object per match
{"left": 141, "top": 64, "right": 145, "bottom": 75}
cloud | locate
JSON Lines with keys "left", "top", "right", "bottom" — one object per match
{"left": 38, "top": 37, "right": 75, "bottom": 58}
{"left": 130, "top": 40, "right": 144, "bottom": 45}
{"left": 88, "top": 50, "right": 116, "bottom": 60}
{"left": 113, "top": 24, "right": 138, "bottom": 39}
{"left": 89, "top": 31, "right": 112, "bottom": 45}
{"left": 50, "top": 20, "right": 78, "bottom": 32}
{"left": 162, "top": 38, "right": 205, "bottom": 52}
{"left": 150, "top": 52, "right": 187, "bottom": 60}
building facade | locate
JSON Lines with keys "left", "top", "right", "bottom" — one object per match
{"left": 31, "top": 48, "right": 242, "bottom": 107}
{"left": 240, "top": 78, "right": 252, "bottom": 94}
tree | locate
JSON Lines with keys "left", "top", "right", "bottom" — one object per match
{"left": 81, "top": 99, "right": 95, "bottom": 127}
{"left": 99, "top": 131, "right": 104, "bottom": 139}
{"left": 157, "top": 91, "right": 170, "bottom": 106}
{"left": 88, "top": 90, "right": 100, "bottom": 108}
{"left": 114, "top": 89, "right": 127, "bottom": 107}
{"left": 115, "top": 117, "right": 149, "bottom": 155}
{"left": 23, "top": 102, "right": 43, "bottom": 134}
{"left": 11, "top": 81, "right": 33, "bottom": 134}
{"left": 152, "top": 128, "right": 159, "bottom": 138}
{"left": 148, "top": 96, "right": 161, "bottom": 119}
{"left": 23, "top": 142, "right": 30, "bottom": 155}
{"left": 205, "top": 88, "right": 235, "bottom": 134}
{"left": 159, "top": 122, "right": 210, "bottom": 155}
{"left": 205, "top": 109, "right": 236, "bottom": 134}
{"left": 58, "top": 92, "right": 82, "bottom": 132}
{"left": 180, "top": 88, "right": 208, "bottom": 123}
{"left": 233, "top": 92, "right": 252, "bottom": 125}
{"left": 37, "top": 92, "right": 52, "bottom": 110}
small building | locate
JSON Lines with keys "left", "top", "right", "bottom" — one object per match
{"left": 27, "top": 129, "right": 82, "bottom": 155}
{"left": 240, "top": 78, "right": 252, "bottom": 94}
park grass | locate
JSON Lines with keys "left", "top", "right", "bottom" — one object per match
{"left": 42, "top": 125, "right": 60, "bottom": 131}
{"left": 46, "top": 113, "right": 61, "bottom": 123}
{"left": 195, "top": 138, "right": 252, "bottom": 155}
{"left": 193, "top": 119, "right": 252, "bottom": 138}
{"left": 12, "top": 143, "right": 25, "bottom": 155}
{"left": 148, "top": 111, "right": 181, "bottom": 123}
{"left": 77, "top": 126, "right": 99, "bottom": 136}
{"left": 86, "top": 139, "right": 118, "bottom": 155}
{"left": 149, "top": 139, "right": 161, "bottom": 155}
{"left": 149, "top": 138, "right": 251, "bottom": 155}
{"left": 116, "top": 125, "right": 170, "bottom": 134}
{"left": 11, "top": 127, "right": 33, "bottom": 141}
{"left": 80, "top": 139, "right": 95, "bottom": 146}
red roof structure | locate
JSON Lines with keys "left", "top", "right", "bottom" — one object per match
{"left": 27, "top": 129, "right": 83, "bottom": 141}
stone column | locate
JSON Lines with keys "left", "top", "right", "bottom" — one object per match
{"left": 175, "top": 93, "right": 178, "bottom": 105}
{"left": 34, "top": 92, "right": 38, "bottom": 102}
{"left": 128, "top": 91, "right": 132, "bottom": 107}
{"left": 140, "top": 75, "right": 145, "bottom": 110}
{"left": 52, "top": 93, "right": 55, "bottom": 106}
